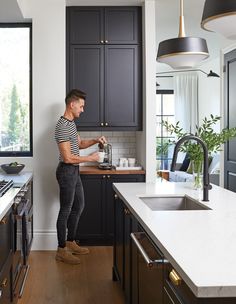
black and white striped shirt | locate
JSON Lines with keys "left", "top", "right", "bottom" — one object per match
{"left": 55, "top": 116, "right": 80, "bottom": 162}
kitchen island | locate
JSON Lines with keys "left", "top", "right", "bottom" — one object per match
{"left": 113, "top": 179, "right": 236, "bottom": 300}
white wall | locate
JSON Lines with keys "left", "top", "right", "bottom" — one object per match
{"left": 0, "top": 0, "right": 156, "bottom": 249}
{"left": 198, "top": 57, "right": 221, "bottom": 130}
{"left": 136, "top": 0, "right": 156, "bottom": 183}
{"left": 4, "top": 0, "right": 66, "bottom": 250}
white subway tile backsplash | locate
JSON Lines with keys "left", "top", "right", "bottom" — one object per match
{"left": 79, "top": 131, "right": 136, "bottom": 165}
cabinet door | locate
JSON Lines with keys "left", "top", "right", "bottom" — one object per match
{"left": 77, "top": 175, "right": 105, "bottom": 243}
{"left": 0, "top": 256, "right": 12, "bottom": 304}
{"left": 67, "top": 7, "right": 104, "bottom": 44}
{"left": 68, "top": 45, "right": 104, "bottom": 127}
{"left": 113, "top": 197, "right": 124, "bottom": 286}
{"left": 104, "top": 7, "right": 141, "bottom": 44}
{"left": 104, "top": 45, "right": 141, "bottom": 128}
{"left": 0, "top": 209, "right": 12, "bottom": 271}
{"left": 106, "top": 175, "right": 145, "bottom": 242}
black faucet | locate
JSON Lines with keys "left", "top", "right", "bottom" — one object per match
{"left": 170, "top": 135, "right": 212, "bottom": 201}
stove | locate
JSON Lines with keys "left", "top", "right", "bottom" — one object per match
{"left": 0, "top": 179, "right": 14, "bottom": 197}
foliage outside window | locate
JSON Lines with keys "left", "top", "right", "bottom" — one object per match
{"left": 0, "top": 24, "right": 32, "bottom": 156}
{"left": 156, "top": 90, "right": 175, "bottom": 170}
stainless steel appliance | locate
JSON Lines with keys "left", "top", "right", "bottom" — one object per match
{"left": 98, "top": 143, "right": 113, "bottom": 170}
{"left": 0, "top": 179, "right": 33, "bottom": 303}
{"left": 131, "top": 228, "right": 168, "bottom": 303}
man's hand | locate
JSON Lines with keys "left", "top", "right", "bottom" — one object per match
{"left": 96, "top": 136, "right": 107, "bottom": 145}
{"left": 89, "top": 152, "right": 100, "bottom": 162}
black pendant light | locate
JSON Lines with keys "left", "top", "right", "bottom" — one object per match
{"left": 201, "top": 0, "right": 236, "bottom": 40}
{"left": 157, "top": 0, "right": 209, "bottom": 69}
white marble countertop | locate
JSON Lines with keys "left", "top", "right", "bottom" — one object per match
{"left": 0, "top": 171, "right": 33, "bottom": 221}
{"left": 113, "top": 180, "right": 236, "bottom": 298}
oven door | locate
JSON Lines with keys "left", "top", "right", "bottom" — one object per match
{"left": 22, "top": 201, "right": 33, "bottom": 265}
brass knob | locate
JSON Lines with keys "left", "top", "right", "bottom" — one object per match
{"left": 103, "top": 175, "right": 106, "bottom": 178}
{"left": 100, "top": 122, "right": 104, "bottom": 126}
{"left": 0, "top": 217, "right": 7, "bottom": 225}
{"left": 100, "top": 40, "right": 104, "bottom": 43}
{"left": 107, "top": 175, "right": 110, "bottom": 179}
{"left": 1, "top": 278, "right": 7, "bottom": 288}
{"left": 169, "top": 269, "right": 182, "bottom": 286}
{"left": 105, "top": 40, "right": 108, "bottom": 43}
{"left": 105, "top": 122, "right": 108, "bottom": 126}
{"left": 114, "top": 194, "right": 118, "bottom": 199}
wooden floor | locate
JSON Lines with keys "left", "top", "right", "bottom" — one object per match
{"left": 18, "top": 247, "right": 125, "bottom": 304}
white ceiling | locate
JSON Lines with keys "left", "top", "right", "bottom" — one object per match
{"left": 0, "top": 0, "right": 233, "bottom": 66}
{"left": 0, "top": 0, "right": 24, "bottom": 22}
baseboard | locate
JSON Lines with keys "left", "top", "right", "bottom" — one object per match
{"left": 32, "top": 230, "right": 57, "bottom": 250}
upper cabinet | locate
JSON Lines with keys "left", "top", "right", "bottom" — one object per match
{"left": 68, "top": 7, "right": 141, "bottom": 45}
{"left": 66, "top": 6, "right": 142, "bottom": 131}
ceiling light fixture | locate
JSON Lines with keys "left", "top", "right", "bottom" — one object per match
{"left": 157, "top": 0, "right": 209, "bottom": 69}
{"left": 201, "top": 0, "right": 236, "bottom": 40}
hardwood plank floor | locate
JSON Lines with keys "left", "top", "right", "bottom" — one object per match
{"left": 18, "top": 246, "right": 125, "bottom": 304}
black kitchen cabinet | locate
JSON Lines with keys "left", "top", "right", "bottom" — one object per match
{"left": 66, "top": 6, "right": 142, "bottom": 131}
{"left": 67, "top": 7, "right": 141, "bottom": 45}
{"left": 78, "top": 174, "right": 145, "bottom": 245}
{"left": 0, "top": 208, "right": 13, "bottom": 304}
{"left": 0, "top": 255, "right": 12, "bottom": 304}
{"left": 113, "top": 197, "right": 138, "bottom": 304}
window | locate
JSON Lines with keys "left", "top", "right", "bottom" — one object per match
{"left": 0, "top": 24, "right": 32, "bottom": 156}
{"left": 156, "top": 90, "right": 175, "bottom": 170}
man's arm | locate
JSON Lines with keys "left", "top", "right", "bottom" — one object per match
{"left": 79, "top": 136, "right": 107, "bottom": 149}
{"left": 58, "top": 141, "right": 99, "bottom": 164}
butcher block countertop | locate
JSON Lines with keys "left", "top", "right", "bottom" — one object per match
{"left": 79, "top": 166, "right": 145, "bottom": 175}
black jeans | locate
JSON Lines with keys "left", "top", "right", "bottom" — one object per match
{"left": 56, "top": 163, "right": 85, "bottom": 248}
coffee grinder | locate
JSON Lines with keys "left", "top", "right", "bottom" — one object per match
{"left": 98, "top": 143, "right": 113, "bottom": 169}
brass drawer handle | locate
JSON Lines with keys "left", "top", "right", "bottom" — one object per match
{"left": 0, "top": 217, "right": 7, "bottom": 225}
{"left": 169, "top": 269, "right": 182, "bottom": 286}
{"left": 105, "top": 40, "right": 108, "bottom": 43}
{"left": 114, "top": 194, "right": 118, "bottom": 199}
{"left": 105, "top": 122, "right": 108, "bottom": 126}
{"left": 1, "top": 278, "right": 7, "bottom": 288}
{"left": 100, "top": 122, "right": 104, "bottom": 126}
{"left": 107, "top": 175, "right": 110, "bottom": 179}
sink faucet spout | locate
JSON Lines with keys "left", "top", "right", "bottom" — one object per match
{"left": 170, "top": 135, "right": 212, "bottom": 201}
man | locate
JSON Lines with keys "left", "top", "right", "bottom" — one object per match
{"left": 54, "top": 89, "right": 107, "bottom": 264}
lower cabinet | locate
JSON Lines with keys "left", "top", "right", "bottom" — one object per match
{"left": 113, "top": 196, "right": 236, "bottom": 304}
{"left": 0, "top": 256, "right": 12, "bottom": 304}
{"left": 113, "top": 196, "right": 165, "bottom": 304}
{"left": 78, "top": 174, "right": 145, "bottom": 245}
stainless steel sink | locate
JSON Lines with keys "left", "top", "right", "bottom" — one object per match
{"left": 139, "top": 195, "right": 211, "bottom": 211}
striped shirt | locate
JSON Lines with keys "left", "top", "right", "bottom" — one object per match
{"left": 55, "top": 116, "right": 80, "bottom": 162}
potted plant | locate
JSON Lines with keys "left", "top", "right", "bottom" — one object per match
{"left": 162, "top": 115, "right": 236, "bottom": 188}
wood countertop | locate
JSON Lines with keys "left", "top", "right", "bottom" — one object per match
{"left": 79, "top": 166, "right": 145, "bottom": 175}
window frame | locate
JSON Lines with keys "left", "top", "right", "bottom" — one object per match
{"left": 0, "top": 23, "right": 32, "bottom": 157}
{"left": 156, "top": 89, "right": 175, "bottom": 170}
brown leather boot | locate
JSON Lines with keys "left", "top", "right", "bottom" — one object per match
{"left": 66, "top": 241, "right": 89, "bottom": 255}
{"left": 55, "top": 247, "right": 81, "bottom": 264}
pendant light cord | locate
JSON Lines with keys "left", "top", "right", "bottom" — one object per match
{"left": 178, "top": 0, "right": 186, "bottom": 37}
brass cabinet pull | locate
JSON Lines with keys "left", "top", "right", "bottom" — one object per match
{"left": 169, "top": 269, "right": 182, "bottom": 286}
{"left": 100, "top": 40, "right": 104, "bottom": 43}
{"left": 1, "top": 278, "right": 7, "bottom": 288}
{"left": 100, "top": 122, "right": 104, "bottom": 126}
{"left": 105, "top": 40, "right": 108, "bottom": 43}
{"left": 0, "top": 217, "right": 7, "bottom": 225}
{"left": 103, "top": 175, "right": 106, "bottom": 178}
{"left": 105, "top": 122, "right": 108, "bottom": 126}
{"left": 124, "top": 208, "right": 130, "bottom": 215}
{"left": 114, "top": 194, "right": 118, "bottom": 199}
{"left": 107, "top": 175, "right": 110, "bottom": 179}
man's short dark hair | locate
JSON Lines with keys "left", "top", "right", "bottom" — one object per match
{"left": 65, "top": 89, "right": 86, "bottom": 105}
